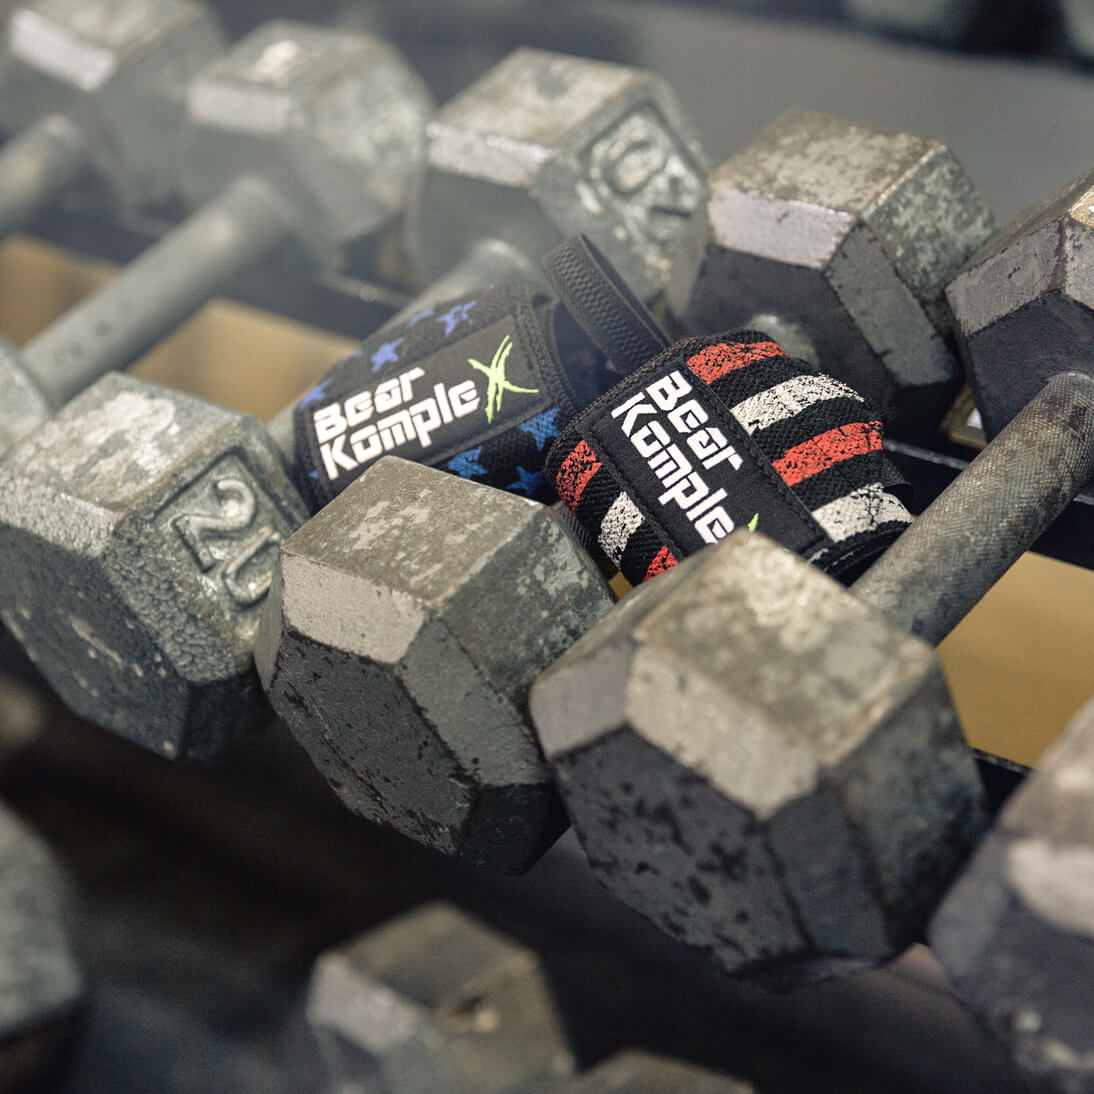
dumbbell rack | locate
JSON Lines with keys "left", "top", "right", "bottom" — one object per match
{"left": 2, "top": 2, "right": 1093, "bottom": 1090}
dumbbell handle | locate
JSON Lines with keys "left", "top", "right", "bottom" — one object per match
{"left": 852, "top": 371, "right": 1094, "bottom": 645}
{"left": 381, "top": 237, "right": 536, "bottom": 332}
{"left": 0, "top": 115, "right": 88, "bottom": 238}
{"left": 20, "top": 174, "right": 293, "bottom": 407}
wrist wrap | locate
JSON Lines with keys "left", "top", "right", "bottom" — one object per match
{"left": 545, "top": 331, "right": 913, "bottom": 585}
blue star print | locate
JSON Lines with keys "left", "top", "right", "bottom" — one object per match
{"left": 447, "top": 447, "right": 488, "bottom": 479}
{"left": 370, "top": 338, "right": 403, "bottom": 372}
{"left": 518, "top": 407, "right": 561, "bottom": 452}
{"left": 299, "top": 379, "right": 330, "bottom": 406}
{"left": 437, "top": 300, "right": 477, "bottom": 335}
{"left": 507, "top": 466, "right": 543, "bottom": 496}
{"left": 408, "top": 306, "right": 434, "bottom": 327}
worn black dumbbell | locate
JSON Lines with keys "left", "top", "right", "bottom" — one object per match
{"left": 0, "top": 0, "right": 223, "bottom": 237}
{"left": 401, "top": 46, "right": 708, "bottom": 310}
{"left": 307, "top": 903, "right": 576, "bottom": 1094}
{"left": 0, "top": 18, "right": 432, "bottom": 456}
{"left": 272, "top": 45, "right": 710, "bottom": 490}
{"left": 530, "top": 360, "right": 1094, "bottom": 987}
{"left": 668, "top": 109, "right": 994, "bottom": 430}
{"left": 0, "top": 802, "right": 83, "bottom": 1087}
{"left": 256, "top": 322, "right": 912, "bottom": 872}
{"left": 0, "top": 21, "right": 437, "bottom": 761}
{"left": 930, "top": 691, "right": 1094, "bottom": 1094}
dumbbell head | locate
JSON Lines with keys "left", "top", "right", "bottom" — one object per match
{"left": 406, "top": 47, "right": 708, "bottom": 300}
{"left": 669, "top": 110, "right": 994, "bottom": 427}
{"left": 178, "top": 20, "right": 433, "bottom": 267}
{"left": 947, "top": 166, "right": 1094, "bottom": 438}
{"left": 255, "top": 456, "right": 612, "bottom": 872}
{"left": 307, "top": 902, "right": 575, "bottom": 1093}
{"left": 0, "top": 335, "right": 50, "bottom": 456}
{"left": 0, "top": 0, "right": 223, "bottom": 209}
{"left": 930, "top": 695, "right": 1094, "bottom": 1093}
{"left": 553, "top": 1051, "right": 754, "bottom": 1093}
{"left": 0, "top": 373, "right": 306, "bottom": 761}
{"left": 0, "top": 803, "right": 83, "bottom": 1079}
{"left": 529, "top": 532, "right": 986, "bottom": 987}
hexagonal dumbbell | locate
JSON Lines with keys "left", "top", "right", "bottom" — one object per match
{"left": 4, "top": 18, "right": 431, "bottom": 446}
{"left": 530, "top": 365, "right": 1094, "bottom": 987}
{"left": 930, "top": 693, "right": 1094, "bottom": 1094}
{"left": 550, "top": 1052, "right": 755, "bottom": 1094}
{"left": 307, "top": 902, "right": 575, "bottom": 1094}
{"left": 0, "top": 374, "right": 307, "bottom": 761}
{"left": 0, "top": 802, "right": 84, "bottom": 1087}
{"left": 668, "top": 110, "right": 994, "bottom": 430}
{"left": 259, "top": 321, "right": 916, "bottom": 870}
{"left": 266, "top": 48, "right": 708, "bottom": 455}
{"left": 0, "top": 0, "right": 224, "bottom": 236}
{"left": 0, "top": 229, "right": 670, "bottom": 762}
{"left": 395, "top": 47, "right": 707, "bottom": 318}
{"left": 947, "top": 163, "right": 1094, "bottom": 440}
{"left": 256, "top": 456, "right": 611, "bottom": 870}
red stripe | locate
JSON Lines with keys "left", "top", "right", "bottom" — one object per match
{"left": 554, "top": 440, "right": 601, "bottom": 510}
{"left": 643, "top": 546, "right": 677, "bottom": 582}
{"left": 686, "top": 340, "right": 786, "bottom": 385}
{"left": 773, "top": 422, "right": 883, "bottom": 487}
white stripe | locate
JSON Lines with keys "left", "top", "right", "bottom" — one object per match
{"left": 598, "top": 494, "right": 643, "bottom": 563}
{"left": 732, "top": 375, "right": 864, "bottom": 435}
{"left": 811, "top": 483, "right": 911, "bottom": 543}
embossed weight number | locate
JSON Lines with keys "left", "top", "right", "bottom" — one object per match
{"left": 173, "top": 477, "right": 282, "bottom": 608}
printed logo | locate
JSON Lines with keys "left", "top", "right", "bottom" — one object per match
{"left": 468, "top": 335, "right": 539, "bottom": 424}
{"left": 589, "top": 361, "right": 823, "bottom": 559}
{"left": 609, "top": 369, "right": 742, "bottom": 545}
{"left": 305, "top": 318, "right": 546, "bottom": 493}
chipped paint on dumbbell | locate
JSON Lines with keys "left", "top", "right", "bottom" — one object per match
{"left": 947, "top": 165, "right": 1094, "bottom": 438}
{"left": 532, "top": 534, "right": 985, "bottom": 986}
{"left": 401, "top": 47, "right": 708, "bottom": 314}
{"left": 669, "top": 110, "right": 994, "bottom": 428}
{"left": 308, "top": 903, "right": 575, "bottom": 1093}
{"left": 255, "top": 456, "right": 611, "bottom": 871}
{"left": 530, "top": 369, "right": 1094, "bottom": 985}
{"left": 931, "top": 693, "right": 1094, "bottom": 1093}
{"left": 0, "top": 375, "right": 305, "bottom": 761}
{"left": 0, "top": 23, "right": 434, "bottom": 758}
{"left": 0, "top": 802, "right": 83, "bottom": 1083}
{"left": 0, "top": 0, "right": 224, "bottom": 232}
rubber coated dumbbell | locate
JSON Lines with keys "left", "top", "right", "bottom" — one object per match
{"left": 529, "top": 358, "right": 1094, "bottom": 987}
{"left": 0, "top": 0, "right": 223, "bottom": 236}
{"left": 668, "top": 109, "right": 994, "bottom": 429}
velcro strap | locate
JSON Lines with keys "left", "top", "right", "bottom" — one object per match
{"left": 541, "top": 234, "right": 669, "bottom": 376}
{"left": 545, "top": 331, "right": 913, "bottom": 585}
{"left": 293, "top": 284, "right": 593, "bottom": 510}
